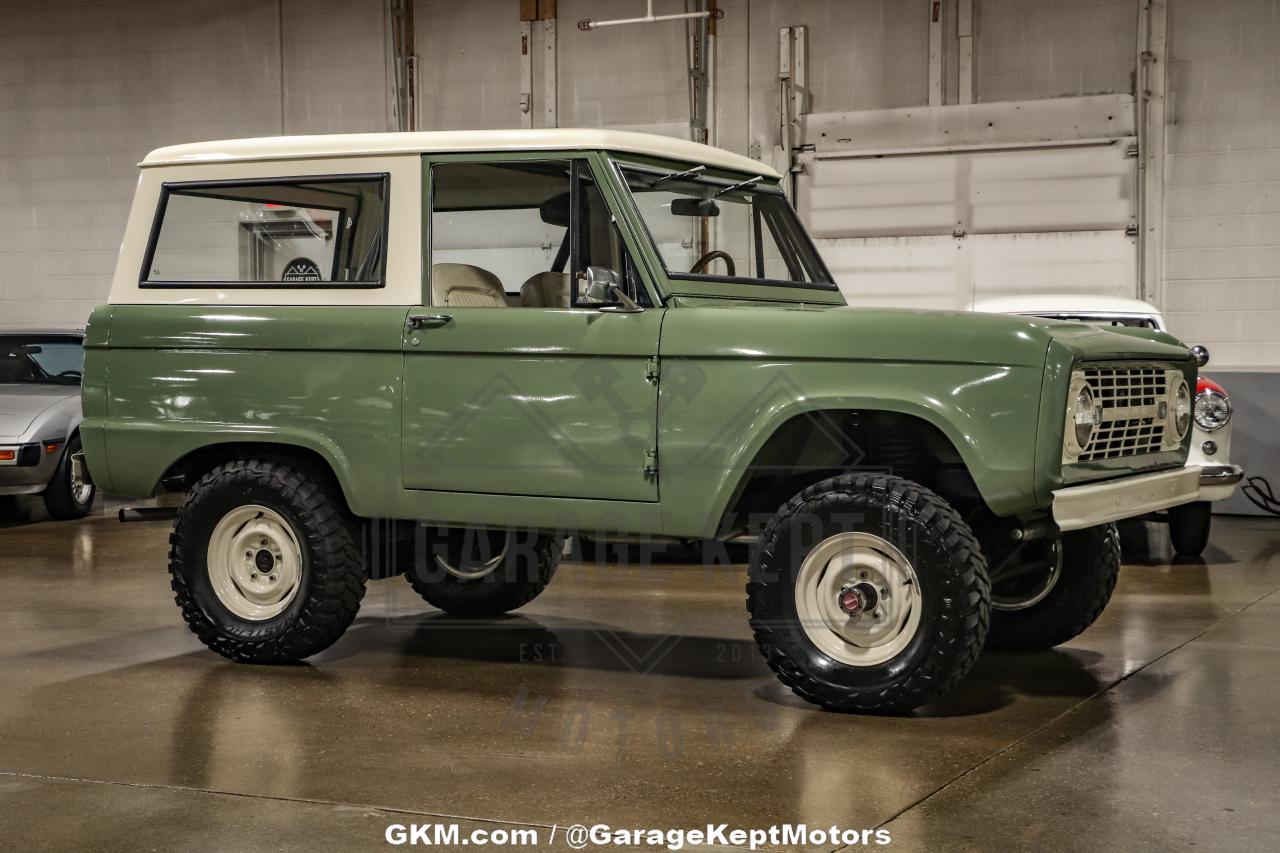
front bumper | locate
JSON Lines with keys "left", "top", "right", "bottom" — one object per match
{"left": 1053, "top": 467, "right": 1202, "bottom": 532}
{"left": 1199, "top": 463, "right": 1243, "bottom": 492}
{"left": 0, "top": 440, "right": 61, "bottom": 495}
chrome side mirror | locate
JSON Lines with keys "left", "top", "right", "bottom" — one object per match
{"left": 575, "top": 266, "right": 619, "bottom": 306}
{"left": 1191, "top": 344, "right": 1210, "bottom": 367}
{"left": 575, "top": 266, "right": 644, "bottom": 313}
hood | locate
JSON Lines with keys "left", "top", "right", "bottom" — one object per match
{"left": 0, "top": 385, "right": 79, "bottom": 438}
{"left": 662, "top": 300, "right": 1192, "bottom": 366}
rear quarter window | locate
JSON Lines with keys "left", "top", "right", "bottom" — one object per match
{"left": 141, "top": 174, "right": 389, "bottom": 288}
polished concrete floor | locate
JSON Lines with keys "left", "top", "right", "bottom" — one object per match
{"left": 1, "top": 498, "right": 1278, "bottom": 852}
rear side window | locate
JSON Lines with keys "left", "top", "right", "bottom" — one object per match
{"left": 141, "top": 174, "right": 389, "bottom": 287}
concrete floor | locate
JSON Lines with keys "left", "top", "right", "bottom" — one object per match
{"left": 1, "top": 499, "right": 1278, "bottom": 853}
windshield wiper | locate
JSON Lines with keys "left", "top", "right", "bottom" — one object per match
{"left": 715, "top": 175, "right": 763, "bottom": 197}
{"left": 650, "top": 165, "right": 705, "bottom": 187}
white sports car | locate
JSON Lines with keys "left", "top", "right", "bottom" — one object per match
{"left": 973, "top": 295, "right": 1242, "bottom": 557}
{"left": 0, "top": 329, "right": 96, "bottom": 519}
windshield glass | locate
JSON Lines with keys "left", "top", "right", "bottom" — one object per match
{"left": 620, "top": 166, "right": 833, "bottom": 289}
{"left": 0, "top": 335, "right": 84, "bottom": 386}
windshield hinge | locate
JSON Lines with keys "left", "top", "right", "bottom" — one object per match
{"left": 644, "top": 448, "right": 659, "bottom": 478}
{"left": 645, "top": 356, "right": 660, "bottom": 384}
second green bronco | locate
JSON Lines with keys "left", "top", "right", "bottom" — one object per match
{"left": 82, "top": 130, "right": 1204, "bottom": 713}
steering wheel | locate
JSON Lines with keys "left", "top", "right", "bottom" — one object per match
{"left": 689, "top": 250, "right": 736, "bottom": 277}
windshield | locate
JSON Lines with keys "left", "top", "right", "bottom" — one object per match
{"left": 620, "top": 166, "right": 833, "bottom": 290}
{"left": 0, "top": 335, "right": 84, "bottom": 386}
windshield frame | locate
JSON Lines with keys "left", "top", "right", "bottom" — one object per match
{"left": 0, "top": 334, "right": 85, "bottom": 387}
{"left": 608, "top": 156, "right": 842, "bottom": 303}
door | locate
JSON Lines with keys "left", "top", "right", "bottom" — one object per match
{"left": 402, "top": 156, "right": 663, "bottom": 502}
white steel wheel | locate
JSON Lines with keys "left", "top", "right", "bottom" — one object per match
{"left": 206, "top": 505, "right": 303, "bottom": 621}
{"left": 794, "top": 531, "right": 923, "bottom": 667}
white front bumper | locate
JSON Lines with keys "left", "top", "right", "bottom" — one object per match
{"left": 1053, "top": 467, "right": 1202, "bottom": 532}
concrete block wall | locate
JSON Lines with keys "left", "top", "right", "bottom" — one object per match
{"left": 1163, "top": 0, "right": 1280, "bottom": 370}
{"left": 976, "top": 0, "right": 1137, "bottom": 102}
{"left": 415, "top": 0, "right": 520, "bottom": 130}
{"left": 0, "top": 0, "right": 388, "bottom": 328}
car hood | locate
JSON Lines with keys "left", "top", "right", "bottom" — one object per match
{"left": 662, "top": 300, "right": 1193, "bottom": 366}
{"left": 0, "top": 385, "right": 79, "bottom": 438}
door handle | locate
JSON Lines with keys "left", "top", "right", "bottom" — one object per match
{"left": 407, "top": 314, "right": 453, "bottom": 330}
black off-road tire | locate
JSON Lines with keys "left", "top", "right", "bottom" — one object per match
{"left": 747, "top": 473, "right": 991, "bottom": 714}
{"left": 1168, "top": 501, "right": 1212, "bottom": 558}
{"left": 169, "top": 459, "right": 366, "bottom": 663}
{"left": 406, "top": 528, "right": 560, "bottom": 617}
{"left": 986, "top": 523, "right": 1119, "bottom": 650}
{"left": 43, "top": 434, "right": 95, "bottom": 520}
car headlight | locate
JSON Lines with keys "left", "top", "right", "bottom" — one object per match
{"left": 1194, "top": 389, "right": 1231, "bottom": 431}
{"left": 1172, "top": 379, "right": 1191, "bottom": 438}
{"left": 1064, "top": 379, "right": 1097, "bottom": 457}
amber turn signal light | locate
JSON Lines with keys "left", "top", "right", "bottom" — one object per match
{"left": 0, "top": 450, "right": 14, "bottom": 462}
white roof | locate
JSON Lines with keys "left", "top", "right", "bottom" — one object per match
{"left": 971, "top": 294, "right": 1160, "bottom": 317}
{"left": 141, "top": 129, "right": 780, "bottom": 177}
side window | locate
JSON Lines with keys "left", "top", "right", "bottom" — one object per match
{"left": 143, "top": 175, "right": 388, "bottom": 287}
{"left": 429, "top": 159, "right": 649, "bottom": 308}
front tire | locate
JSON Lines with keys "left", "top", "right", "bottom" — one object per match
{"left": 43, "top": 434, "right": 95, "bottom": 519}
{"left": 986, "top": 524, "right": 1119, "bottom": 650}
{"left": 1168, "top": 501, "right": 1212, "bottom": 557}
{"left": 748, "top": 474, "right": 990, "bottom": 714}
{"left": 406, "top": 527, "right": 560, "bottom": 617}
{"left": 169, "top": 459, "right": 366, "bottom": 663}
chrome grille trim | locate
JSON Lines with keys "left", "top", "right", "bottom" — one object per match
{"left": 1071, "top": 366, "right": 1174, "bottom": 462}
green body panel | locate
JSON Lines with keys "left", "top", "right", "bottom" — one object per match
{"left": 82, "top": 304, "right": 410, "bottom": 518}
{"left": 82, "top": 146, "right": 1197, "bottom": 539}
{"left": 401, "top": 306, "right": 664, "bottom": 501}
{"left": 658, "top": 303, "right": 1048, "bottom": 533}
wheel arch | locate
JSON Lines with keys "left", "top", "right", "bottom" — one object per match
{"left": 706, "top": 397, "right": 1015, "bottom": 538}
{"left": 155, "top": 439, "right": 357, "bottom": 513}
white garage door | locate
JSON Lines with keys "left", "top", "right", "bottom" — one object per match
{"left": 794, "top": 139, "right": 1138, "bottom": 310}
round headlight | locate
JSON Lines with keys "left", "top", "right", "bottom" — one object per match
{"left": 1173, "top": 380, "right": 1192, "bottom": 437}
{"left": 1072, "top": 383, "right": 1096, "bottom": 451}
{"left": 1194, "top": 389, "right": 1231, "bottom": 431}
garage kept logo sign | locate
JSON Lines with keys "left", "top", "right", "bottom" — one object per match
{"left": 282, "top": 258, "right": 322, "bottom": 283}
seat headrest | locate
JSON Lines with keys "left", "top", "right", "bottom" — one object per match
{"left": 430, "top": 263, "right": 507, "bottom": 308}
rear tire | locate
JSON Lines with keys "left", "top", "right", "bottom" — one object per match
{"left": 43, "top": 434, "right": 95, "bottom": 519}
{"left": 406, "top": 527, "right": 560, "bottom": 617}
{"left": 1168, "top": 501, "right": 1212, "bottom": 558}
{"left": 747, "top": 473, "right": 990, "bottom": 714}
{"left": 986, "top": 524, "right": 1119, "bottom": 650}
{"left": 169, "top": 459, "right": 366, "bottom": 663}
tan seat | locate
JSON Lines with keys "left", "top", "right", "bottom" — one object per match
{"left": 430, "top": 263, "right": 508, "bottom": 308}
{"left": 520, "top": 272, "right": 572, "bottom": 308}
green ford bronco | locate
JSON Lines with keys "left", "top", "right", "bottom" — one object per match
{"left": 83, "top": 129, "right": 1201, "bottom": 713}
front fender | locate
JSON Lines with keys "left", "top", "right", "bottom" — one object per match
{"left": 657, "top": 358, "right": 1046, "bottom": 538}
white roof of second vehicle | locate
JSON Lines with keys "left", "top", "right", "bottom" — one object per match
{"left": 972, "top": 294, "right": 1161, "bottom": 317}
{"left": 141, "top": 129, "right": 781, "bottom": 177}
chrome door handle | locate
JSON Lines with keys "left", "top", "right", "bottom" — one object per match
{"left": 407, "top": 314, "right": 453, "bottom": 329}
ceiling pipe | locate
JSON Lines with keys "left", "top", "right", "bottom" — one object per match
{"left": 579, "top": 0, "right": 718, "bottom": 31}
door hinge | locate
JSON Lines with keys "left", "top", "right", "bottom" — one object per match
{"left": 643, "top": 448, "right": 659, "bottom": 477}
{"left": 645, "top": 356, "right": 660, "bottom": 383}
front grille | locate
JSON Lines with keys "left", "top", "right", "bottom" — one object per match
{"left": 1078, "top": 366, "right": 1168, "bottom": 461}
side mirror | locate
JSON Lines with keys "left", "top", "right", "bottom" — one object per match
{"left": 575, "top": 266, "right": 620, "bottom": 306}
{"left": 575, "top": 266, "right": 644, "bottom": 314}
{"left": 1191, "top": 344, "right": 1210, "bottom": 367}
